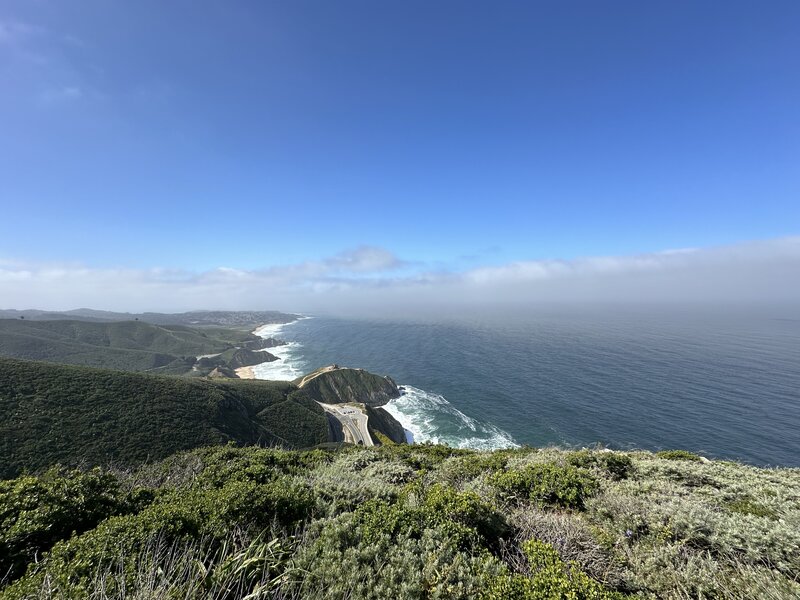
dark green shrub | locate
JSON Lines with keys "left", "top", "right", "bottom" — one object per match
{"left": 354, "top": 484, "right": 507, "bottom": 550}
{"left": 0, "top": 468, "right": 132, "bottom": 584}
{"left": 656, "top": 450, "right": 702, "bottom": 462}
{"left": 725, "top": 498, "right": 778, "bottom": 520}
{"left": 190, "top": 445, "right": 330, "bottom": 489}
{"left": 567, "top": 451, "right": 634, "bottom": 480}
{"left": 490, "top": 464, "right": 597, "bottom": 509}
{"left": 4, "top": 477, "right": 315, "bottom": 595}
{"left": 441, "top": 453, "right": 510, "bottom": 483}
{"left": 377, "top": 443, "right": 471, "bottom": 471}
{"left": 481, "top": 539, "right": 624, "bottom": 599}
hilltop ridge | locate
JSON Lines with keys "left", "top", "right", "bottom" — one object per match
{"left": 0, "top": 319, "right": 281, "bottom": 376}
{"left": 0, "top": 309, "right": 298, "bottom": 328}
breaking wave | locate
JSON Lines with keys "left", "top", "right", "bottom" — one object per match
{"left": 250, "top": 317, "right": 518, "bottom": 450}
{"left": 383, "top": 385, "right": 518, "bottom": 450}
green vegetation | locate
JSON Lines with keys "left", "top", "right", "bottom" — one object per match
{"left": 0, "top": 353, "right": 797, "bottom": 597}
{"left": 1, "top": 444, "right": 798, "bottom": 598}
{"left": 0, "top": 357, "right": 328, "bottom": 478}
{"left": 656, "top": 449, "right": 703, "bottom": 462}
{"left": 0, "top": 319, "right": 276, "bottom": 375}
{"left": 296, "top": 365, "right": 401, "bottom": 406}
{"left": 489, "top": 462, "right": 598, "bottom": 509}
{"left": 366, "top": 405, "right": 407, "bottom": 443}
{"left": 484, "top": 539, "right": 624, "bottom": 599}
{"left": 0, "top": 309, "right": 297, "bottom": 328}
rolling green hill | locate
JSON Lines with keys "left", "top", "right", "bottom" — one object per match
{"left": 0, "top": 319, "right": 272, "bottom": 375}
{"left": 0, "top": 357, "right": 328, "bottom": 478}
{"left": 0, "top": 309, "right": 298, "bottom": 328}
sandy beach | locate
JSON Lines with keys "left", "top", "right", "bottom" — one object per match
{"left": 235, "top": 366, "right": 255, "bottom": 379}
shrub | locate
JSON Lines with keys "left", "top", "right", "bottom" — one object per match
{"left": 354, "top": 484, "right": 508, "bottom": 551}
{"left": 481, "top": 539, "right": 624, "bottom": 599}
{"left": 508, "top": 508, "right": 623, "bottom": 587}
{"left": 724, "top": 497, "right": 778, "bottom": 520}
{"left": 3, "top": 477, "right": 315, "bottom": 596}
{"left": 0, "top": 468, "right": 132, "bottom": 584}
{"left": 490, "top": 464, "right": 598, "bottom": 509}
{"left": 656, "top": 450, "right": 703, "bottom": 462}
{"left": 437, "top": 453, "right": 510, "bottom": 485}
{"left": 567, "top": 451, "right": 634, "bottom": 480}
{"left": 378, "top": 443, "right": 471, "bottom": 471}
{"left": 290, "top": 518, "right": 503, "bottom": 599}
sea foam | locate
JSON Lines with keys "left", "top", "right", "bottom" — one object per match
{"left": 250, "top": 317, "right": 518, "bottom": 450}
{"left": 251, "top": 319, "right": 309, "bottom": 381}
{"left": 383, "top": 385, "right": 518, "bottom": 450}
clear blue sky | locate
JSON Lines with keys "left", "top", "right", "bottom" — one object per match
{"left": 1, "top": 1, "right": 798, "bottom": 273}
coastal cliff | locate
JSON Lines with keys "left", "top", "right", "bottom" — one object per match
{"left": 295, "top": 365, "right": 407, "bottom": 444}
{"left": 295, "top": 365, "right": 401, "bottom": 406}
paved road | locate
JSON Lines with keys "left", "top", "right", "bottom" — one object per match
{"left": 318, "top": 402, "right": 374, "bottom": 447}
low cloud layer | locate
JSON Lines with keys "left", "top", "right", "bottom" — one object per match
{"left": 1, "top": 238, "right": 799, "bottom": 316}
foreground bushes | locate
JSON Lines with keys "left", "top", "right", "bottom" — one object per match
{"left": 0, "top": 468, "right": 133, "bottom": 583}
{"left": 2, "top": 444, "right": 799, "bottom": 599}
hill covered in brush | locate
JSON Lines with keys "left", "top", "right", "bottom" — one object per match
{"left": 1, "top": 444, "right": 798, "bottom": 599}
{"left": 0, "top": 357, "right": 329, "bottom": 478}
{"left": 0, "top": 309, "right": 298, "bottom": 328}
{"left": 0, "top": 319, "right": 276, "bottom": 375}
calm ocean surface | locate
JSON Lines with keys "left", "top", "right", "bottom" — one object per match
{"left": 253, "top": 308, "right": 800, "bottom": 467}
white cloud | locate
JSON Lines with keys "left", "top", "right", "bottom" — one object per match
{"left": 0, "top": 237, "right": 798, "bottom": 315}
{"left": 0, "top": 19, "right": 43, "bottom": 46}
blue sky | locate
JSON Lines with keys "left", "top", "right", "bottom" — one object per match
{"left": 1, "top": 1, "right": 799, "bottom": 311}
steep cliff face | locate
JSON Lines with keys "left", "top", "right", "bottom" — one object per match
{"left": 295, "top": 365, "right": 401, "bottom": 407}
{"left": 366, "top": 406, "right": 407, "bottom": 444}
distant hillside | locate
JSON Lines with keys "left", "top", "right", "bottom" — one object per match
{"left": 0, "top": 309, "right": 298, "bottom": 328}
{"left": 0, "top": 319, "right": 275, "bottom": 375}
{"left": 0, "top": 357, "right": 329, "bottom": 478}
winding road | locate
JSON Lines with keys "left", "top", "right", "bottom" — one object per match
{"left": 318, "top": 402, "right": 374, "bottom": 446}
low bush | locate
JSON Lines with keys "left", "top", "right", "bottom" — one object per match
{"left": 490, "top": 463, "right": 598, "bottom": 509}
{"left": 724, "top": 497, "right": 778, "bottom": 520}
{"left": 656, "top": 450, "right": 703, "bottom": 462}
{"left": 355, "top": 483, "right": 508, "bottom": 550}
{"left": 482, "top": 539, "right": 624, "bottom": 599}
{"left": 567, "top": 451, "right": 634, "bottom": 480}
{"left": 3, "top": 477, "right": 315, "bottom": 596}
{"left": 0, "top": 468, "right": 133, "bottom": 584}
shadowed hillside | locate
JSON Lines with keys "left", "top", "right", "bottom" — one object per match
{"left": 0, "top": 357, "right": 328, "bottom": 478}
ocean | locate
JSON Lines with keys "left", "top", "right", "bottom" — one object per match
{"left": 252, "top": 308, "right": 800, "bottom": 467}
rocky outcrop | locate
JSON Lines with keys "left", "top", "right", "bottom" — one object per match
{"left": 295, "top": 365, "right": 401, "bottom": 407}
{"left": 226, "top": 348, "right": 278, "bottom": 369}
{"left": 366, "top": 406, "right": 407, "bottom": 444}
{"left": 197, "top": 348, "right": 277, "bottom": 372}
{"left": 208, "top": 366, "right": 237, "bottom": 378}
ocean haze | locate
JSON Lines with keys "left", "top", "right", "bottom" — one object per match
{"left": 1, "top": 237, "right": 799, "bottom": 315}
{"left": 261, "top": 307, "right": 800, "bottom": 467}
